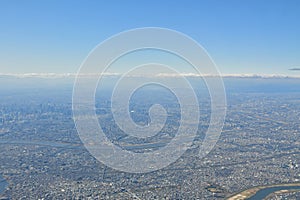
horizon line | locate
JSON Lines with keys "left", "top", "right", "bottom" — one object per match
{"left": 1, "top": 72, "right": 300, "bottom": 79}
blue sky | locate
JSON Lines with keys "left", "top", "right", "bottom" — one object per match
{"left": 0, "top": 0, "right": 300, "bottom": 75}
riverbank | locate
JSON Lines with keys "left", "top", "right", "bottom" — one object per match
{"left": 227, "top": 182, "right": 300, "bottom": 200}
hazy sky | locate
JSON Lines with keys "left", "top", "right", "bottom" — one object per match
{"left": 0, "top": 0, "right": 300, "bottom": 75}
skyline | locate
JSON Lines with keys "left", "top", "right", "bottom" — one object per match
{"left": 1, "top": 0, "right": 300, "bottom": 75}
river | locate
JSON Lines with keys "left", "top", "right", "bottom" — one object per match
{"left": 0, "top": 175, "right": 8, "bottom": 194}
{"left": 247, "top": 185, "right": 300, "bottom": 199}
